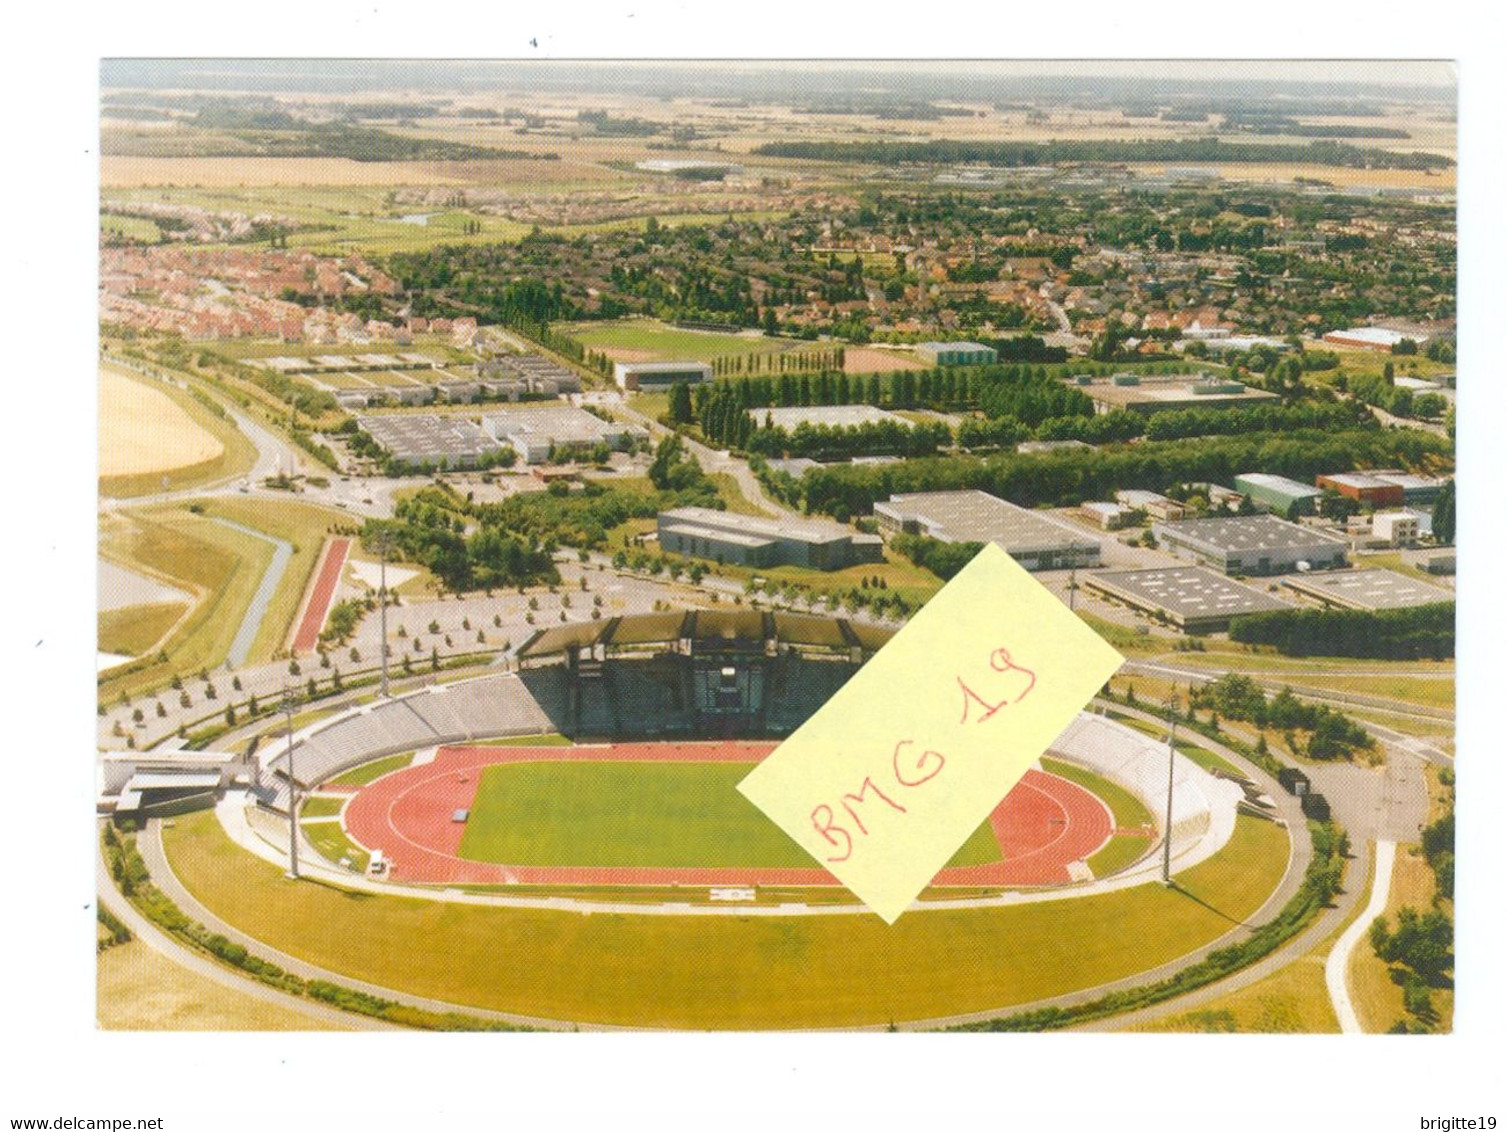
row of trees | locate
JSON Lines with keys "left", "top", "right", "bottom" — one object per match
{"left": 1228, "top": 603, "right": 1454, "bottom": 660}
{"left": 773, "top": 428, "right": 1451, "bottom": 519}
{"left": 1190, "top": 676, "right": 1375, "bottom": 761}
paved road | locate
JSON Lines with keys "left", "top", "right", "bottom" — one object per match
{"left": 1082, "top": 731, "right": 1429, "bottom": 1031}
{"left": 612, "top": 398, "right": 791, "bottom": 515}
{"left": 1122, "top": 658, "right": 1455, "bottom": 723}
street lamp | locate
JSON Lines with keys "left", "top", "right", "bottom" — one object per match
{"left": 1162, "top": 691, "right": 1180, "bottom": 886}
{"left": 375, "top": 532, "right": 392, "bottom": 699}
{"left": 281, "top": 686, "right": 300, "bottom": 880}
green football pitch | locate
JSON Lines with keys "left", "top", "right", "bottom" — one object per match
{"left": 455, "top": 760, "right": 1004, "bottom": 870}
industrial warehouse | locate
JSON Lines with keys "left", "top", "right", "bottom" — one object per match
{"left": 483, "top": 404, "right": 642, "bottom": 464}
{"left": 1233, "top": 472, "right": 1324, "bottom": 516}
{"left": 1283, "top": 567, "right": 1455, "bottom": 611}
{"left": 873, "top": 489, "right": 1102, "bottom": 571}
{"left": 355, "top": 413, "right": 502, "bottom": 469}
{"left": 1074, "top": 373, "right": 1279, "bottom": 416}
{"left": 1152, "top": 514, "right": 1349, "bottom": 576}
{"left": 1084, "top": 566, "right": 1290, "bottom": 634}
{"left": 613, "top": 360, "right": 713, "bottom": 391}
{"left": 656, "top": 506, "right": 883, "bottom": 570}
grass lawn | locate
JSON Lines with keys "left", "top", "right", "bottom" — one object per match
{"left": 300, "top": 796, "right": 347, "bottom": 819}
{"left": 1349, "top": 843, "right": 1452, "bottom": 1033}
{"left": 457, "top": 760, "right": 1003, "bottom": 870}
{"left": 563, "top": 318, "right": 793, "bottom": 361}
{"left": 97, "top": 940, "right": 346, "bottom": 1031}
{"left": 322, "top": 752, "right": 414, "bottom": 787}
{"left": 98, "top": 601, "right": 186, "bottom": 657}
{"left": 99, "top": 365, "right": 259, "bottom": 498}
{"left": 303, "top": 822, "right": 370, "bottom": 872}
{"left": 162, "top": 810, "right": 1288, "bottom": 1029}
{"left": 1133, "top": 953, "right": 1339, "bottom": 1033}
{"left": 1041, "top": 757, "right": 1154, "bottom": 828}
{"left": 1087, "top": 834, "right": 1153, "bottom": 879}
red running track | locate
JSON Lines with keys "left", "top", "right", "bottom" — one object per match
{"left": 291, "top": 537, "right": 351, "bottom": 654}
{"left": 342, "top": 742, "right": 1114, "bottom": 890}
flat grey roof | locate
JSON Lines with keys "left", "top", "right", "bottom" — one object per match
{"left": 125, "top": 771, "right": 224, "bottom": 791}
{"left": 1283, "top": 568, "right": 1454, "bottom": 611}
{"left": 659, "top": 522, "right": 776, "bottom": 550}
{"left": 1086, "top": 567, "right": 1289, "bottom": 622}
{"left": 757, "top": 404, "right": 911, "bottom": 430}
{"left": 485, "top": 404, "right": 627, "bottom": 446}
{"left": 1156, "top": 514, "right": 1347, "bottom": 555}
{"left": 877, "top": 490, "right": 1100, "bottom": 554}
{"left": 356, "top": 414, "right": 501, "bottom": 461}
{"left": 660, "top": 506, "right": 860, "bottom": 546}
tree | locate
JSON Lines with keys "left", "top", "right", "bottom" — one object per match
{"left": 1431, "top": 479, "right": 1455, "bottom": 545}
{"left": 668, "top": 380, "right": 694, "bottom": 425}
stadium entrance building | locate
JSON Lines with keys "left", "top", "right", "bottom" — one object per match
{"left": 515, "top": 610, "right": 893, "bottom": 740}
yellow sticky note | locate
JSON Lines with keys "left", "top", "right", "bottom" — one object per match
{"left": 738, "top": 542, "right": 1124, "bottom": 923}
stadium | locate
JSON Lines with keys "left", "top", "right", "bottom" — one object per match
{"left": 145, "top": 610, "right": 1298, "bottom": 1030}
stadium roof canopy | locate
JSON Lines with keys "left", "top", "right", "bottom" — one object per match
{"left": 516, "top": 610, "right": 895, "bottom": 661}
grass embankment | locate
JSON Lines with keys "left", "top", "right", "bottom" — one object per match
{"left": 1134, "top": 954, "right": 1339, "bottom": 1033}
{"left": 98, "top": 508, "right": 273, "bottom": 700}
{"left": 98, "top": 496, "right": 348, "bottom": 702}
{"left": 162, "top": 809, "right": 1287, "bottom": 1029}
{"left": 300, "top": 796, "right": 346, "bottom": 819}
{"left": 1348, "top": 763, "right": 1454, "bottom": 1033}
{"left": 98, "top": 601, "right": 187, "bottom": 657}
{"left": 194, "top": 495, "right": 349, "bottom": 660}
{"left": 457, "top": 760, "right": 1001, "bottom": 870}
{"left": 99, "top": 365, "right": 257, "bottom": 498}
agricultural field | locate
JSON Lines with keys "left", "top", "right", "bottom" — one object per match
{"left": 97, "top": 940, "right": 345, "bottom": 1032}
{"left": 99, "top": 364, "right": 256, "bottom": 497}
{"left": 162, "top": 808, "right": 1287, "bottom": 1029}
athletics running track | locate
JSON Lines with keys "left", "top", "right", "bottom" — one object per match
{"left": 291, "top": 537, "right": 351, "bottom": 654}
{"left": 343, "top": 742, "right": 1128, "bottom": 889}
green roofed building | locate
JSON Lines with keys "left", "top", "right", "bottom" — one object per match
{"left": 915, "top": 341, "right": 998, "bottom": 366}
{"left": 1233, "top": 473, "right": 1325, "bottom": 517}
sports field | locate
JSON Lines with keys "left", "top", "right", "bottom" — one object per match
{"left": 344, "top": 742, "right": 1116, "bottom": 888}
{"left": 457, "top": 760, "right": 1001, "bottom": 870}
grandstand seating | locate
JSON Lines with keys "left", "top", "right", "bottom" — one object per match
{"left": 261, "top": 674, "right": 555, "bottom": 809}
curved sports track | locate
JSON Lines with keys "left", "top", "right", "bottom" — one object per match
{"left": 342, "top": 741, "right": 1119, "bottom": 889}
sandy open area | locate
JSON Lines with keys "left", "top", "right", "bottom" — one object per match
{"left": 99, "top": 365, "right": 222, "bottom": 477}
{"left": 844, "top": 346, "right": 928, "bottom": 374}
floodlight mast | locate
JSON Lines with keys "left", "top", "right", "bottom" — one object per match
{"left": 1162, "top": 692, "right": 1180, "bottom": 886}
{"left": 378, "top": 534, "right": 391, "bottom": 699}
{"left": 282, "top": 686, "right": 300, "bottom": 880}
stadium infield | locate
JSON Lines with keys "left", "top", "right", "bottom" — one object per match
{"left": 342, "top": 741, "right": 1115, "bottom": 888}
